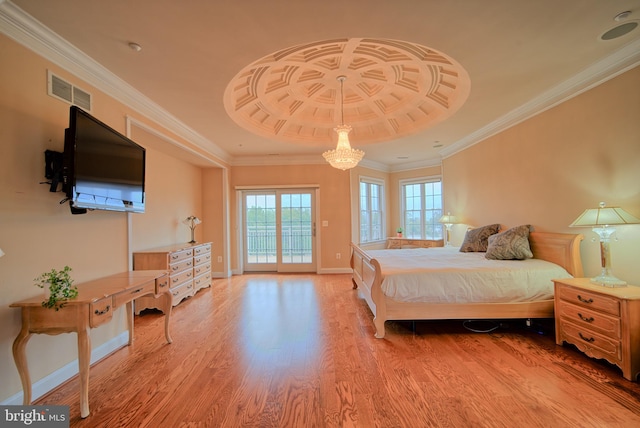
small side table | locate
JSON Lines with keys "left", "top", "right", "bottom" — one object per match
{"left": 554, "top": 277, "right": 640, "bottom": 381}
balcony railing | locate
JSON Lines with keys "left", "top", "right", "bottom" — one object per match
{"left": 246, "top": 226, "right": 312, "bottom": 263}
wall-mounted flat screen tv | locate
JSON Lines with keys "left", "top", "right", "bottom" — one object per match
{"left": 63, "top": 106, "right": 146, "bottom": 214}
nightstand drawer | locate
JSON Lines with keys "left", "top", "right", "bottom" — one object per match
{"left": 561, "top": 321, "right": 621, "bottom": 362}
{"left": 557, "top": 301, "right": 621, "bottom": 339}
{"left": 557, "top": 286, "right": 620, "bottom": 316}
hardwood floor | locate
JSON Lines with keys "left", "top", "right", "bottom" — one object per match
{"left": 36, "top": 273, "right": 640, "bottom": 427}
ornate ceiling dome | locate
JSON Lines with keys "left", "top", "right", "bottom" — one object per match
{"left": 224, "top": 38, "right": 471, "bottom": 148}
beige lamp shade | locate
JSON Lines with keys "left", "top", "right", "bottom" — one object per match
{"left": 570, "top": 202, "right": 640, "bottom": 227}
{"left": 569, "top": 202, "right": 640, "bottom": 287}
{"left": 438, "top": 212, "right": 458, "bottom": 225}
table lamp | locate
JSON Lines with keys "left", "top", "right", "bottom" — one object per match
{"left": 438, "top": 212, "right": 458, "bottom": 247}
{"left": 183, "top": 216, "right": 202, "bottom": 244}
{"left": 569, "top": 202, "right": 640, "bottom": 287}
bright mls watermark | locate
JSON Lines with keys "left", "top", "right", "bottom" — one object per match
{"left": 1, "top": 406, "right": 69, "bottom": 427}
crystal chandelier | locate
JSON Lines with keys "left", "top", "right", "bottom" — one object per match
{"left": 323, "top": 76, "right": 364, "bottom": 170}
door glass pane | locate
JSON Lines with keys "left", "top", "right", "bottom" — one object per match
{"left": 281, "top": 192, "right": 312, "bottom": 264}
{"left": 245, "top": 194, "right": 277, "bottom": 264}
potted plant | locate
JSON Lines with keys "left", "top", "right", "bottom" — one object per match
{"left": 396, "top": 227, "right": 403, "bottom": 237}
{"left": 34, "top": 266, "right": 78, "bottom": 310}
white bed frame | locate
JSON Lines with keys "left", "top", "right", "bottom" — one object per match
{"left": 350, "top": 232, "right": 584, "bottom": 338}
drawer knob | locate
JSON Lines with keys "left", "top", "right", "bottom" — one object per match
{"left": 578, "top": 313, "right": 594, "bottom": 323}
{"left": 131, "top": 288, "right": 144, "bottom": 294}
{"left": 577, "top": 295, "right": 593, "bottom": 304}
{"left": 94, "top": 306, "right": 111, "bottom": 316}
{"left": 579, "top": 332, "right": 595, "bottom": 343}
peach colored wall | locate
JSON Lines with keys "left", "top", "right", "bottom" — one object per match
{"left": 0, "top": 36, "right": 206, "bottom": 403}
{"left": 443, "top": 66, "right": 640, "bottom": 285}
{"left": 202, "top": 168, "right": 227, "bottom": 276}
{"left": 229, "top": 164, "right": 351, "bottom": 271}
{"left": 130, "top": 127, "right": 203, "bottom": 250}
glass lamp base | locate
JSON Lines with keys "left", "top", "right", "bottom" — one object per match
{"left": 590, "top": 275, "right": 627, "bottom": 287}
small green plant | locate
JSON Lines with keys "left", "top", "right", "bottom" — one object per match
{"left": 34, "top": 266, "right": 78, "bottom": 310}
{"left": 396, "top": 227, "right": 403, "bottom": 233}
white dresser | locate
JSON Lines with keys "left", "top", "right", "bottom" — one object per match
{"left": 133, "top": 242, "right": 212, "bottom": 313}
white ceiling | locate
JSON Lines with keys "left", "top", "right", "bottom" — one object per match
{"left": 3, "top": 0, "right": 640, "bottom": 171}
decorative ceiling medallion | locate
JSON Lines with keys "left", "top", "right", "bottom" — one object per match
{"left": 223, "top": 38, "right": 471, "bottom": 147}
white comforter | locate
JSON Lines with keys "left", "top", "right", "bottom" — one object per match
{"left": 367, "top": 246, "right": 571, "bottom": 303}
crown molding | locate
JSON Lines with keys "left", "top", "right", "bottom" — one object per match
{"left": 439, "top": 39, "right": 640, "bottom": 159}
{"left": 0, "top": 0, "right": 231, "bottom": 165}
{"left": 231, "top": 154, "right": 326, "bottom": 167}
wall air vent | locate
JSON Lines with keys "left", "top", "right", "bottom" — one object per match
{"left": 47, "top": 70, "right": 92, "bottom": 111}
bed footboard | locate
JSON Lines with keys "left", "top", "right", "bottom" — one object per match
{"left": 350, "top": 244, "right": 388, "bottom": 338}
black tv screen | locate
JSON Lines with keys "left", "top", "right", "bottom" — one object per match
{"left": 63, "top": 106, "right": 146, "bottom": 213}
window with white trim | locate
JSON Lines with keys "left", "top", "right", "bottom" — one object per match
{"left": 359, "top": 178, "right": 384, "bottom": 243}
{"left": 401, "top": 178, "right": 443, "bottom": 240}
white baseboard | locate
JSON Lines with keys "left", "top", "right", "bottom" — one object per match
{"left": 2, "top": 331, "right": 129, "bottom": 405}
{"left": 211, "top": 270, "right": 232, "bottom": 278}
{"left": 223, "top": 268, "right": 352, "bottom": 276}
{"left": 317, "top": 268, "right": 353, "bottom": 274}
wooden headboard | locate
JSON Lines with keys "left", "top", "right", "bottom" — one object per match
{"left": 529, "top": 232, "right": 583, "bottom": 277}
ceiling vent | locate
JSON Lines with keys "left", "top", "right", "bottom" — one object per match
{"left": 47, "top": 70, "right": 92, "bottom": 111}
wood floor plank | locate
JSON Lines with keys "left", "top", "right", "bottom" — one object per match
{"left": 33, "top": 273, "right": 640, "bottom": 427}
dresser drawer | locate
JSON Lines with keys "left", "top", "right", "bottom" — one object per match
{"left": 557, "top": 285, "right": 620, "bottom": 316}
{"left": 168, "top": 248, "right": 193, "bottom": 264}
{"left": 194, "top": 244, "right": 211, "bottom": 256}
{"left": 194, "top": 252, "right": 212, "bottom": 266}
{"left": 560, "top": 320, "right": 622, "bottom": 363}
{"left": 194, "top": 261, "right": 212, "bottom": 277}
{"left": 113, "top": 280, "right": 155, "bottom": 307}
{"left": 90, "top": 297, "right": 113, "bottom": 328}
{"left": 169, "top": 269, "right": 193, "bottom": 288}
{"left": 194, "top": 271, "right": 211, "bottom": 290}
{"left": 171, "top": 280, "right": 195, "bottom": 305}
{"left": 169, "top": 258, "right": 193, "bottom": 274}
{"left": 557, "top": 301, "right": 621, "bottom": 339}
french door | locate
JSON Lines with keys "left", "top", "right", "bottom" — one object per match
{"left": 243, "top": 189, "right": 316, "bottom": 272}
